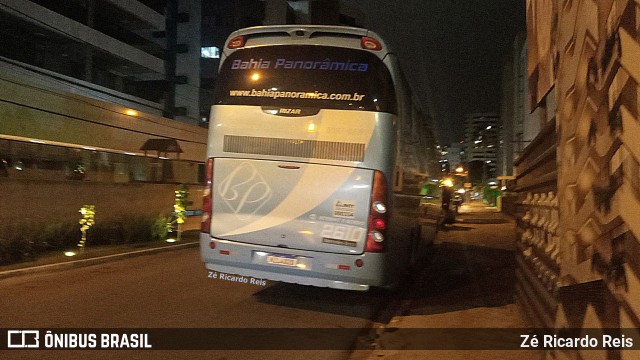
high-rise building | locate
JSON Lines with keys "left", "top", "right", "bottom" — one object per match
{"left": 463, "top": 113, "right": 499, "bottom": 182}
{"left": 200, "top": 0, "right": 264, "bottom": 122}
{"left": 0, "top": 0, "right": 209, "bottom": 226}
{"left": 442, "top": 143, "right": 463, "bottom": 171}
{"left": 0, "top": 0, "right": 205, "bottom": 124}
{"left": 498, "top": 32, "right": 542, "bottom": 177}
{"left": 262, "top": 0, "right": 363, "bottom": 27}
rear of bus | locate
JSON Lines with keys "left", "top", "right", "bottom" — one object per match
{"left": 200, "top": 25, "right": 409, "bottom": 291}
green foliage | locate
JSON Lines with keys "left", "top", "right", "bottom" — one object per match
{"left": 0, "top": 221, "right": 76, "bottom": 265}
{"left": 0, "top": 226, "right": 34, "bottom": 264}
{"left": 120, "top": 215, "right": 171, "bottom": 243}
{"left": 152, "top": 215, "right": 173, "bottom": 241}
{"left": 482, "top": 186, "right": 501, "bottom": 206}
{"left": 420, "top": 183, "right": 438, "bottom": 196}
{"left": 89, "top": 215, "right": 172, "bottom": 245}
{"left": 89, "top": 222, "right": 123, "bottom": 246}
{"left": 170, "top": 184, "right": 192, "bottom": 242}
{"left": 0, "top": 214, "right": 172, "bottom": 266}
{"left": 173, "top": 184, "right": 191, "bottom": 225}
{"left": 41, "top": 221, "right": 78, "bottom": 250}
{"left": 78, "top": 205, "right": 96, "bottom": 249}
{"left": 79, "top": 205, "right": 95, "bottom": 232}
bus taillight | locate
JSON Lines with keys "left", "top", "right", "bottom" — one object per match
{"left": 361, "top": 36, "right": 382, "bottom": 51}
{"left": 366, "top": 171, "right": 388, "bottom": 252}
{"left": 201, "top": 158, "right": 213, "bottom": 233}
{"left": 227, "top": 36, "right": 246, "bottom": 49}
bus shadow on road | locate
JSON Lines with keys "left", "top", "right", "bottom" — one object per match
{"left": 400, "top": 242, "right": 517, "bottom": 316}
{"left": 253, "top": 281, "right": 395, "bottom": 321}
{"left": 251, "top": 238, "right": 517, "bottom": 322}
{"left": 440, "top": 224, "right": 475, "bottom": 231}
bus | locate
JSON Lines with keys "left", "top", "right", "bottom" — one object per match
{"left": 200, "top": 25, "right": 425, "bottom": 291}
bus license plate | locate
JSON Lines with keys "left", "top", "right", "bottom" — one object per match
{"left": 267, "top": 254, "right": 298, "bottom": 267}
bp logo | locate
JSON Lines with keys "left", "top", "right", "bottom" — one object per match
{"left": 218, "top": 162, "right": 272, "bottom": 219}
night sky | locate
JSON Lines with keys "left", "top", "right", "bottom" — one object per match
{"left": 343, "top": 0, "right": 526, "bottom": 145}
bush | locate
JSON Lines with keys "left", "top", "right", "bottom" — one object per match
{"left": 0, "top": 232, "right": 32, "bottom": 264}
{"left": 87, "top": 214, "right": 173, "bottom": 245}
{"left": 89, "top": 221, "right": 123, "bottom": 246}
{"left": 152, "top": 215, "right": 173, "bottom": 242}
{"left": 0, "top": 214, "right": 171, "bottom": 266}
{"left": 0, "top": 222, "right": 75, "bottom": 265}
{"left": 40, "top": 221, "right": 78, "bottom": 250}
{"left": 121, "top": 216, "right": 156, "bottom": 244}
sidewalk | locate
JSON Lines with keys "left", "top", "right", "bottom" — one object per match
{"left": 458, "top": 200, "right": 501, "bottom": 213}
{"left": 351, "top": 203, "right": 543, "bottom": 360}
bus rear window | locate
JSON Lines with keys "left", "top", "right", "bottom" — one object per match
{"left": 212, "top": 45, "right": 397, "bottom": 114}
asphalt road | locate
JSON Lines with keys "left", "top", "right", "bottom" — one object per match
{"left": 1, "top": 203, "right": 535, "bottom": 360}
{"left": 0, "top": 245, "right": 395, "bottom": 360}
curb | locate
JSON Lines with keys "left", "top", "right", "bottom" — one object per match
{"left": 0, "top": 242, "right": 199, "bottom": 280}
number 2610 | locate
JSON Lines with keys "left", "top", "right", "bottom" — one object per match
{"left": 320, "top": 224, "right": 364, "bottom": 240}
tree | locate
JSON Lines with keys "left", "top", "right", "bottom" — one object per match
{"left": 78, "top": 205, "right": 95, "bottom": 251}
{"left": 172, "top": 184, "right": 192, "bottom": 242}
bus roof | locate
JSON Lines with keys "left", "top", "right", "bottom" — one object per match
{"left": 223, "top": 25, "right": 390, "bottom": 60}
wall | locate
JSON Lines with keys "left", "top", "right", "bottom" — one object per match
{"left": 0, "top": 178, "right": 204, "bottom": 228}
{"left": 512, "top": 118, "right": 558, "bottom": 329}
{"left": 524, "top": 0, "right": 640, "bottom": 357}
{"left": 553, "top": 0, "right": 640, "bottom": 336}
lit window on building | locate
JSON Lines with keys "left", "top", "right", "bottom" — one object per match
{"left": 201, "top": 47, "right": 220, "bottom": 59}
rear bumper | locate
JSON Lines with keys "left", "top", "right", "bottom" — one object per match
{"left": 199, "top": 233, "right": 389, "bottom": 291}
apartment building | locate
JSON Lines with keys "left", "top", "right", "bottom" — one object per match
{"left": 0, "top": 0, "right": 209, "bottom": 224}
{"left": 463, "top": 112, "right": 499, "bottom": 182}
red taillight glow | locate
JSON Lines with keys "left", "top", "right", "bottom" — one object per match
{"left": 201, "top": 158, "right": 213, "bottom": 233}
{"left": 355, "top": 259, "right": 364, "bottom": 268}
{"left": 227, "top": 35, "right": 246, "bottom": 49}
{"left": 361, "top": 36, "right": 382, "bottom": 51}
{"left": 372, "top": 218, "right": 386, "bottom": 231}
{"left": 365, "top": 171, "right": 388, "bottom": 252}
{"left": 209, "top": 242, "right": 216, "bottom": 249}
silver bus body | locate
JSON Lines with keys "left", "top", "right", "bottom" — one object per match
{"left": 200, "top": 25, "right": 417, "bottom": 291}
